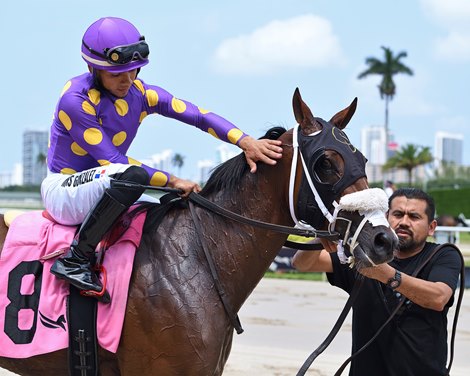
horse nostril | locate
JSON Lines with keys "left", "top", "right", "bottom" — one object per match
{"left": 374, "top": 232, "right": 394, "bottom": 252}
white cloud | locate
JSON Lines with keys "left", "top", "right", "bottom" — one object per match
{"left": 421, "top": 0, "right": 470, "bottom": 28}
{"left": 434, "top": 31, "right": 470, "bottom": 62}
{"left": 212, "top": 14, "right": 344, "bottom": 75}
{"left": 421, "top": 0, "right": 470, "bottom": 62}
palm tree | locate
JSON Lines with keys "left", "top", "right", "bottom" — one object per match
{"left": 172, "top": 153, "right": 185, "bottom": 176}
{"left": 358, "top": 46, "right": 413, "bottom": 158}
{"left": 383, "top": 144, "right": 433, "bottom": 185}
{"left": 36, "top": 152, "right": 47, "bottom": 165}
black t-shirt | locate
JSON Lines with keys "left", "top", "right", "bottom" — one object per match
{"left": 327, "top": 242, "right": 462, "bottom": 376}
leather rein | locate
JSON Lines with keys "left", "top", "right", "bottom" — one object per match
{"left": 187, "top": 192, "right": 339, "bottom": 241}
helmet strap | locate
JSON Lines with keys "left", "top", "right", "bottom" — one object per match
{"left": 91, "top": 69, "right": 105, "bottom": 91}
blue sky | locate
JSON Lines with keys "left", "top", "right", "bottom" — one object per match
{"left": 1, "top": 0, "right": 469, "bottom": 181}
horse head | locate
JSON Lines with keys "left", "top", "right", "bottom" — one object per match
{"left": 290, "top": 88, "right": 397, "bottom": 269}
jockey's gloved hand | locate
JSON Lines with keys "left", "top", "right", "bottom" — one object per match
{"left": 168, "top": 175, "right": 201, "bottom": 198}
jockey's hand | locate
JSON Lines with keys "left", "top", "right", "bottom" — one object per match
{"left": 168, "top": 175, "right": 201, "bottom": 198}
{"left": 238, "top": 136, "right": 283, "bottom": 173}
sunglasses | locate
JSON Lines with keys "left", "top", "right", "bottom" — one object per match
{"left": 83, "top": 36, "right": 149, "bottom": 65}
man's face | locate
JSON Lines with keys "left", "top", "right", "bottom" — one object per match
{"left": 96, "top": 69, "right": 138, "bottom": 98}
{"left": 387, "top": 196, "right": 437, "bottom": 254}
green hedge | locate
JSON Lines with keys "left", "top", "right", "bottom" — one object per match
{"left": 428, "top": 187, "right": 470, "bottom": 217}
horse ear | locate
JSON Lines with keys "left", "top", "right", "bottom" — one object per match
{"left": 329, "top": 97, "right": 358, "bottom": 130}
{"left": 292, "top": 88, "right": 321, "bottom": 134}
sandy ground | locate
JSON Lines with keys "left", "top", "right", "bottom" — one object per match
{"left": 1, "top": 278, "right": 469, "bottom": 375}
{"left": 224, "top": 278, "right": 470, "bottom": 375}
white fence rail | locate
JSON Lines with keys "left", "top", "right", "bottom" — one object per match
{"left": 434, "top": 226, "right": 470, "bottom": 258}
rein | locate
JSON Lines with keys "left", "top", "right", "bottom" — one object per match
{"left": 188, "top": 192, "right": 339, "bottom": 241}
{"left": 188, "top": 200, "right": 244, "bottom": 334}
{"left": 113, "top": 181, "right": 341, "bottom": 242}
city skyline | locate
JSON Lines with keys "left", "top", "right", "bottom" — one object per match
{"left": 1, "top": 125, "right": 464, "bottom": 188}
{"left": 1, "top": 1, "right": 469, "bottom": 183}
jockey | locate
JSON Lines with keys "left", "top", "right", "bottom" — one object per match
{"left": 42, "top": 17, "right": 283, "bottom": 301}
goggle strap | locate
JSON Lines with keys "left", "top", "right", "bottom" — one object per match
{"left": 82, "top": 39, "right": 107, "bottom": 59}
{"left": 82, "top": 36, "right": 147, "bottom": 63}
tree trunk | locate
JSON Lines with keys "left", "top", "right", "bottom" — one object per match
{"left": 407, "top": 168, "right": 413, "bottom": 186}
{"left": 384, "top": 96, "right": 389, "bottom": 161}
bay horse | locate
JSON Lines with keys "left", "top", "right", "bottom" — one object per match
{"left": 436, "top": 214, "right": 468, "bottom": 227}
{"left": 0, "top": 88, "right": 397, "bottom": 375}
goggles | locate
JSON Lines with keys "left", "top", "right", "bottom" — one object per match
{"left": 83, "top": 36, "right": 149, "bottom": 65}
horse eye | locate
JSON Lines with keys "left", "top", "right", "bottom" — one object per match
{"left": 319, "top": 158, "right": 333, "bottom": 170}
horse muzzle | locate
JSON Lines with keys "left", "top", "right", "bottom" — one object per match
{"left": 332, "top": 211, "right": 397, "bottom": 269}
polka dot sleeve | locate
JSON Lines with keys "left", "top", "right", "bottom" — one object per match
{"left": 51, "top": 86, "right": 170, "bottom": 186}
{"left": 140, "top": 82, "right": 248, "bottom": 146}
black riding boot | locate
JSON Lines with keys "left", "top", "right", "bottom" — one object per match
{"left": 50, "top": 190, "right": 128, "bottom": 294}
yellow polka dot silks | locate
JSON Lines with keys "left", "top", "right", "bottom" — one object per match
{"left": 47, "top": 73, "right": 247, "bottom": 186}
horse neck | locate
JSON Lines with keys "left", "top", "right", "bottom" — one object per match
{"left": 203, "top": 157, "right": 294, "bottom": 310}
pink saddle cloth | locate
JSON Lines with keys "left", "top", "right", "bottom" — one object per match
{"left": 0, "top": 210, "right": 146, "bottom": 358}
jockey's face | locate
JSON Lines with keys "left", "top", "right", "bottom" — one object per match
{"left": 96, "top": 69, "right": 138, "bottom": 98}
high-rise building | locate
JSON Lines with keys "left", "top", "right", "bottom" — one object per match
{"left": 141, "top": 149, "right": 174, "bottom": 173}
{"left": 216, "top": 144, "right": 239, "bottom": 164}
{"left": 23, "top": 130, "right": 48, "bottom": 186}
{"left": 434, "top": 132, "right": 463, "bottom": 169}
{"left": 197, "top": 159, "right": 216, "bottom": 184}
{"left": 361, "top": 126, "right": 387, "bottom": 165}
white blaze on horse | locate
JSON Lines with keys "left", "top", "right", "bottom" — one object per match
{"left": 0, "top": 89, "right": 397, "bottom": 376}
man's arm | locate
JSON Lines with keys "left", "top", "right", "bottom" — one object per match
{"left": 359, "top": 264, "right": 453, "bottom": 312}
{"left": 292, "top": 239, "right": 336, "bottom": 273}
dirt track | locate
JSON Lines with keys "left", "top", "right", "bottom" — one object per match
{"left": 1, "top": 278, "right": 469, "bottom": 375}
{"left": 224, "top": 278, "right": 470, "bottom": 375}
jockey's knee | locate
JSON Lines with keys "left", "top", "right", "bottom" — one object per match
{"left": 114, "top": 165, "right": 150, "bottom": 186}
{"left": 109, "top": 166, "right": 150, "bottom": 205}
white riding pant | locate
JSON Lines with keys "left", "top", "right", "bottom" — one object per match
{"left": 41, "top": 163, "right": 158, "bottom": 226}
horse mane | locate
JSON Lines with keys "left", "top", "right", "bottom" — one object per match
{"left": 137, "top": 126, "right": 287, "bottom": 233}
{"left": 201, "top": 126, "right": 287, "bottom": 196}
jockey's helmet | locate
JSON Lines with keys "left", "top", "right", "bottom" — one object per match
{"left": 81, "top": 17, "right": 149, "bottom": 73}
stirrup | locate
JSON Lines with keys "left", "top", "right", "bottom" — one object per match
{"left": 80, "top": 265, "right": 110, "bottom": 304}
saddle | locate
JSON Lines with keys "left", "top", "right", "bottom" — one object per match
{"left": 3, "top": 209, "right": 24, "bottom": 227}
{"left": 0, "top": 209, "right": 146, "bottom": 369}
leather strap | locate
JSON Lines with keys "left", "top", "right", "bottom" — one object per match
{"left": 67, "top": 286, "right": 98, "bottom": 376}
{"left": 283, "top": 240, "right": 324, "bottom": 251}
{"left": 188, "top": 200, "right": 244, "bottom": 334}
{"left": 111, "top": 182, "right": 340, "bottom": 243}
{"left": 188, "top": 192, "right": 339, "bottom": 241}
{"left": 296, "top": 276, "right": 364, "bottom": 376}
